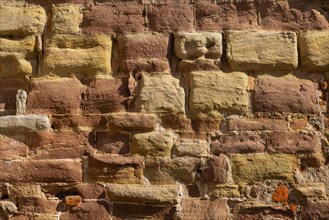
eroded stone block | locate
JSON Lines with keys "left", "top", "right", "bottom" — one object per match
{"left": 51, "top": 4, "right": 82, "bottom": 34}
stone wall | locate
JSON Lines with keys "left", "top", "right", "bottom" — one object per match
{"left": 0, "top": 0, "right": 329, "bottom": 219}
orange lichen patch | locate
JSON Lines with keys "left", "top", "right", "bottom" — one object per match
{"left": 272, "top": 183, "right": 289, "bottom": 204}
{"left": 289, "top": 202, "right": 297, "bottom": 213}
{"left": 64, "top": 195, "right": 82, "bottom": 206}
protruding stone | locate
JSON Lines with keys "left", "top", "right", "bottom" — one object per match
{"left": 16, "top": 89, "right": 26, "bottom": 115}
{"left": 0, "top": 115, "right": 50, "bottom": 132}
{"left": 64, "top": 195, "right": 81, "bottom": 206}
{"left": 293, "top": 183, "right": 327, "bottom": 201}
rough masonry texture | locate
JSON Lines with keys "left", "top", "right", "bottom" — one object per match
{"left": 0, "top": 0, "right": 329, "bottom": 220}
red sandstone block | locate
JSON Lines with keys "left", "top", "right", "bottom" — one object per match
{"left": 81, "top": 76, "right": 129, "bottom": 114}
{"left": 300, "top": 201, "right": 329, "bottom": 219}
{"left": 95, "top": 131, "right": 130, "bottom": 154}
{"left": 27, "top": 0, "right": 93, "bottom": 5}
{"left": 266, "top": 132, "right": 320, "bottom": 154}
{"left": 0, "top": 134, "right": 28, "bottom": 160}
{"left": 81, "top": 5, "right": 144, "bottom": 34}
{"left": 259, "top": 1, "right": 329, "bottom": 30}
{"left": 60, "top": 201, "right": 111, "bottom": 220}
{"left": 227, "top": 117, "right": 288, "bottom": 131}
{"left": 74, "top": 183, "right": 106, "bottom": 199}
{"left": 16, "top": 197, "right": 58, "bottom": 216}
{"left": 50, "top": 114, "right": 107, "bottom": 130}
{"left": 27, "top": 77, "right": 83, "bottom": 114}
{"left": 253, "top": 76, "right": 318, "bottom": 114}
{"left": 64, "top": 195, "right": 81, "bottom": 206}
{"left": 192, "top": 112, "right": 222, "bottom": 132}
{"left": 195, "top": 2, "right": 258, "bottom": 31}
{"left": 147, "top": 4, "right": 194, "bottom": 32}
{"left": 201, "top": 155, "right": 229, "bottom": 184}
{"left": 0, "top": 160, "right": 82, "bottom": 182}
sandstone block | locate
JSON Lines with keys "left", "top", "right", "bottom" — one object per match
{"left": 211, "top": 134, "right": 265, "bottom": 154}
{"left": 299, "top": 30, "right": 329, "bottom": 71}
{"left": 130, "top": 131, "right": 176, "bottom": 157}
{"left": 300, "top": 201, "right": 329, "bottom": 220}
{"left": 107, "top": 184, "right": 178, "bottom": 205}
{"left": 50, "top": 114, "right": 106, "bottom": 130}
{"left": 81, "top": 5, "right": 144, "bottom": 33}
{"left": 0, "top": 115, "right": 50, "bottom": 132}
{"left": 189, "top": 71, "right": 249, "bottom": 114}
{"left": 136, "top": 73, "right": 185, "bottom": 114}
{"left": 51, "top": 5, "right": 82, "bottom": 34}
{"left": 0, "top": 160, "right": 82, "bottom": 182}
{"left": 227, "top": 117, "right": 288, "bottom": 131}
{"left": 16, "top": 197, "right": 57, "bottom": 216}
{"left": 64, "top": 195, "right": 81, "bottom": 206}
{"left": 253, "top": 76, "right": 318, "bottom": 114}
{"left": 147, "top": 4, "right": 193, "bottom": 32}
{"left": 266, "top": 132, "right": 320, "bottom": 154}
{"left": 208, "top": 184, "right": 240, "bottom": 199}
{"left": 95, "top": 131, "right": 130, "bottom": 154}
{"left": 60, "top": 201, "right": 111, "bottom": 220}
{"left": 8, "top": 184, "right": 43, "bottom": 197}
{"left": 27, "top": 77, "right": 83, "bottom": 114}
{"left": 293, "top": 183, "right": 327, "bottom": 201}
{"left": 42, "top": 34, "right": 111, "bottom": 78}
{"left": 0, "top": 6, "right": 46, "bottom": 36}
{"left": 173, "top": 139, "right": 208, "bottom": 157}
{"left": 87, "top": 155, "right": 143, "bottom": 184}
{"left": 226, "top": 30, "right": 298, "bottom": 71}
{"left": 81, "top": 76, "right": 129, "bottom": 114}
{"left": 178, "top": 199, "right": 229, "bottom": 220}
{"left": 192, "top": 111, "right": 222, "bottom": 132}
{"left": 0, "top": 135, "right": 27, "bottom": 161}
{"left": 107, "top": 112, "right": 157, "bottom": 132}
{"left": 74, "top": 183, "right": 105, "bottom": 199}
{"left": 195, "top": 2, "right": 258, "bottom": 31}
{"left": 201, "top": 155, "right": 229, "bottom": 184}
{"left": 27, "top": 0, "right": 93, "bottom": 5}
{"left": 117, "top": 33, "right": 170, "bottom": 73}
{"left": 177, "top": 59, "right": 220, "bottom": 73}
{"left": 231, "top": 154, "right": 297, "bottom": 184}
{"left": 0, "top": 36, "right": 37, "bottom": 78}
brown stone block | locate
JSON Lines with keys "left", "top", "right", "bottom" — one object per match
{"left": 147, "top": 4, "right": 194, "bottom": 32}
{"left": 177, "top": 59, "right": 220, "bottom": 73}
{"left": 16, "top": 197, "right": 58, "bottom": 216}
{"left": 260, "top": 1, "right": 329, "bottom": 30}
{"left": 81, "top": 5, "right": 144, "bottom": 34}
{"left": 266, "top": 132, "right": 320, "bottom": 154}
{"left": 300, "top": 201, "right": 329, "bottom": 220}
{"left": 192, "top": 112, "right": 222, "bottom": 132}
{"left": 27, "top": 77, "right": 83, "bottom": 114}
{"left": 74, "top": 183, "right": 105, "bottom": 199}
{"left": 254, "top": 76, "right": 318, "bottom": 114}
{"left": 201, "top": 155, "right": 229, "bottom": 184}
{"left": 195, "top": 2, "right": 258, "bottom": 31}
{"left": 60, "top": 201, "right": 111, "bottom": 220}
{"left": 50, "top": 114, "right": 107, "bottom": 130}
{"left": 106, "top": 112, "right": 157, "bottom": 131}
{"left": 290, "top": 117, "right": 308, "bottom": 130}
{"left": 0, "top": 134, "right": 28, "bottom": 160}
{"left": 227, "top": 117, "right": 288, "bottom": 131}
{"left": 64, "top": 195, "right": 81, "bottom": 206}
{"left": 160, "top": 113, "right": 192, "bottom": 131}
{"left": 210, "top": 134, "right": 265, "bottom": 154}
{"left": 27, "top": 0, "right": 94, "bottom": 5}
{"left": 81, "top": 76, "right": 129, "bottom": 114}
{"left": 87, "top": 154, "right": 143, "bottom": 184}
{"left": 95, "top": 131, "right": 130, "bottom": 154}
{"left": 0, "top": 160, "right": 83, "bottom": 182}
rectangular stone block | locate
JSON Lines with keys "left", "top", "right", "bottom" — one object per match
{"left": 74, "top": 183, "right": 106, "bottom": 199}
{"left": 60, "top": 201, "right": 111, "bottom": 220}
{"left": 27, "top": 77, "right": 83, "bottom": 114}
{"left": 226, "top": 30, "right": 298, "bottom": 71}
{"left": 27, "top": 0, "right": 93, "bottom": 5}
{"left": 95, "top": 131, "right": 130, "bottom": 154}
{"left": 201, "top": 155, "right": 229, "bottom": 184}
{"left": 299, "top": 30, "right": 329, "bottom": 71}
{"left": 266, "top": 132, "right": 320, "bottom": 154}
{"left": 107, "top": 184, "right": 179, "bottom": 205}
{"left": 117, "top": 33, "right": 170, "bottom": 73}
{"left": 0, "top": 6, "right": 46, "bottom": 36}
{"left": 16, "top": 197, "right": 58, "bottom": 216}
{"left": 81, "top": 5, "right": 144, "bottom": 33}
{"left": 227, "top": 117, "right": 288, "bottom": 131}
{"left": 189, "top": 71, "right": 249, "bottom": 114}
{"left": 136, "top": 73, "right": 185, "bottom": 114}
{"left": 106, "top": 112, "right": 157, "bottom": 131}
{"left": 0, "top": 115, "right": 50, "bottom": 132}
{"left": 0, "top": 36, "right": 38, "bottom": 78}
{"left": 172, "top": 138, "right": 208, "bottom": 157}
{"left": 147, "top": 4, "right": 193, "bottom": 32}
{"left": 42, "top": 34, "right": 111, "bottom": 78}
{"left": 50, "top": 114, "right": 106, "bottom": 130}
{"left": 231, "top": 154, "right": 297, "bottom": 184}
{"left": 87, "top": 155, "right": 143, "bottom": 184}
{"left": 253, "top": 76, "right": 318, "bottom": 114}
{"left": 0, "top": 134, "right": 28, "bottom": 160}
{"left": 0, "top": 160, "right": 82, "bottom": 182}
{"left": 195, "top": 2, "right": 258, "bottom": 31}
{"left": 51, "top": 4, "right": 82, "bottom": 34}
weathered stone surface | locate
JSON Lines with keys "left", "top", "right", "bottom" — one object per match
{"left": 177, "top": 59, "right": 220, "bottom": 73}
{"left": 27, "top": 0, "right": 93, "bottom": 5}
{"left": 51, "top": 5, "right": 82, "bottom": 34}
{"left": 87, "top": 155, "right": 143, "bottom": 184}
{"left": 227, "top": 117, "right": 288, "bottom": 131}
{"left": 174, "top": 32, "right": 222, "bottom": 60}
{"left": 60, "top": 201, "right": 111, "bottom": 220}
{"left": 81, "top": 76, "right": 129, "bottom": 114}
{"left": 0, "top": 160, "right": 82, "bottom": 182}
{"left": 266, "top": 132, "right": 320, "bottom": 154}
{"left": 231, "top": 154, "right": 297, "bottom": 184}
{"left": 50, "top": 114, "right": 106, "bottom": 130}
{"left": 117, "top": 33, "right": 170, "bottom": 73}
{"left": 259, "top": 1, "right": 329, "bottom": 30}
{"left": 95, "top": 131, "right": 129, "bottom": 154}
{"left": 189, "top": 71, "right": 249, "bottom": 114}
{"left": 0, "top": 135, "right": 27, "bottom": 160}
{"left": 208, "top": 184, "right": 240, "bottom": 199}
{"left": 147, "top": 4, "right": 193, "bottom": 32}
{"left": 226, "top": 30, "right": 298, "bottom": 71}
{"left": 300, "top": 201, "right": 329, "bottom": 220}
{"left": 27, "top": 77, "right": 83, "bottom": 114}
{"left": 290, "top": 117, "right": 308, "bottom": 130}
{"left": 64, "top": 195, "right": 81, "bottom": 206}
{"left": 74, "top": 183, "right": 105, "bottom": 199}
{"left": 293, "top": 183, "right": 327, "bottom": 201}
{"left": 160, "top": 113, "right": 192, "bottom": 131}
{"left": 130, "top": 131, "right": 176, "bottom": 157}
{"left": 16, "top": 197, "right": 57, "bottom": 216}
{"left": 145, "top": 157, "right": 200, "bottom": 184}
{"left": 195, "top": 2, "right": 258, "bottom": 31}
{"left": 0, "top": 6, "right": 46, "bottom": 36}
{"left": 254, "top": 76, "right": 318, "bottom": 114}
{"left": 173, "top": 139, "right": 208, "bottom": 157}
{"left": 192, "top": 111, "right": 222, "bottom": 132}
{"left": 107, "top": 112, "right": 157, "bottom": 131}
{"left": 178, "top": 199, "right": 229, "bottom": 220}
{"left": 0, "top": 115, "right": 50, "bottom": 132}
{"left": 136, "top": 73, "right": 185, "bottom": 114}
{"left": 211, "top": 134, "right": 265, "bottom": 154}
{"left": 0, "top": 36, "right": 37, "bottom": 78}
{"left": 42, "top": 34, "right": 111, "bottom": 78}
{"left": 107, "top": 184, "right": 178, "bottom": 205}
{"left": 299, "top": 30, "right": 329, "bottom": 71}
{"left": 8, "top": 184, "right": 43, "bottom": 197}
{"left": 112, "top": 203, "right": 175, "bottom": 220}
{"left": 81, "top": 5, "right": 144, "bottom": 33}
{"left": 201, "top": 155, "right": 229, "bottom": 184}
{"left": 302, "top": 165, "right": 329, "bottom": 195}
